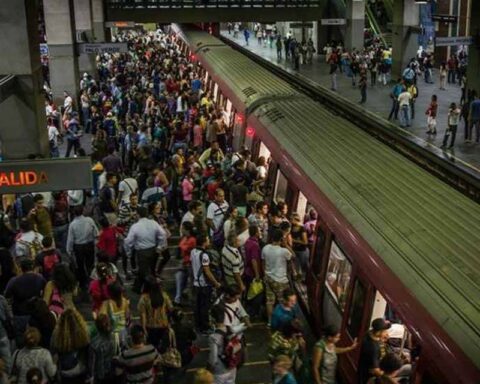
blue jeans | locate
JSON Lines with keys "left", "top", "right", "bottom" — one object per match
{"left": 399, "top": 105, "right": 411, "bottom": 127}
{"left": 174, "top": 267, "right": 190, "bottom": 304}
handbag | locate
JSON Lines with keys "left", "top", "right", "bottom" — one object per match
{"left": 159, "top": 328, "right": 182, "bottom": 368}
{"left": 247, "top": 279, "right": 264, "bottom": 301}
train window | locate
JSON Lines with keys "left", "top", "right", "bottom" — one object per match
{"left": 213, "top": 83, "right": 219, "bottom": 102}
{"left": 347, "top": 279, "right": 367, "bottom": 338}
{"left": 325, "top": 241, "right": 352, "bottom": 311}
{"left": 274, "top": 171, "right": 288, "bottom": 203}
{"left": 295, "top": 192, "right": 308, "bottom": 221}
{"left": 258, "top": 141, "right": 271, "bottom": 162}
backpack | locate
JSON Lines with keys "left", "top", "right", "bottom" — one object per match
{"left": 42, "top": 250, "right": 60, "bottom": 276}
{"left": 215, "top": 328, "right": 243, "bottom": 369}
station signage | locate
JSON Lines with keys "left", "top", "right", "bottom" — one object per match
{"left": 290, "top": 22, "right": 314, "bottom": 29}
{"left": 0, "top": 158, "right": 92, "bottom": 194}
{"left": 435, "top": 36, "right": 473, "bottom": 47}
{"left": 432, "top": 14, "right": 458, "bottom": 23}
{"left": 321, "top": 19, "right": 346, "bottom": 26}
{"left": 105, "top": 21, "right": 135, "bottom": 28}
{"left": 78, "top": 43, "right": 129, "bottom": 54}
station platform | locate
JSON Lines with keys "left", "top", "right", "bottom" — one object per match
{"left": 220, "top": 30, "right": 480, "bottom": 171}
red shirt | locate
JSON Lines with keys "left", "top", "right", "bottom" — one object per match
{"left": 88, "top": 278, "right": 113, "bottom": 312}
{"left": 179, "top": 236, "right": 197, "bottom": 266}
{"left": 207, "top": 181, "right": 220, "bottom": 201}
{"left": 97, "top": 226, "right": 123, "bottom": 259}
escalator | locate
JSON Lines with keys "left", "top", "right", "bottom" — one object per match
{"left": 332, "top": 0, "right": 393, "bottom": 48}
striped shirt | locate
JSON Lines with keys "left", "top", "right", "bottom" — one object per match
{"left": 221, "top": 245, "right": 244, "bottom": 283}
{"left": 116, "top": 344, "right": 159, "bottom": 384}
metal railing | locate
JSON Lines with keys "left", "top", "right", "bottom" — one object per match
{"left": 105, "top": 0, "right": 322, "bottom": 8}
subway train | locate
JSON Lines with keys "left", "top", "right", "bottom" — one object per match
{"left": 173, "top": 25, "right": 480, "bottom": 384}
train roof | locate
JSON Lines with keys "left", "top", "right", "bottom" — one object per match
{"left": 253, "top": 98, "right": 480, "bottom": 369}
{"left": 177, "top": 26, "right": 302, "bottom": 111}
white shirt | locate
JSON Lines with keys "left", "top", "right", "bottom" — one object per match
{"left": 262, "top": 244, "right": 292, "bottom": 284}
{"left": 180, "top": 211, "right": 195, "bottom": 227}
{"left": 64, "top": 96, "right": 73, "bottom": 112}
{"left": 207, "top": 201, "right": 229, "bottom": 235}
{"left": 223, "top": 300, "right": 248, "bottom": 330}
{"left": 398, "top": 91, "right": 412, "bottom": 107}
{"left": 256, "top": 165, "right": 267, "bottom": 179}
{"left": 68, "top": 190, "right": 84, "bottom": 206}
{"left": 118, "top": 178, "right": 138, "bottom": 203}
{"left": 191, "top": 248, "right": 211, "bottom": 287}
{"left": 123, "top": 217, "right": 167, "bottom": 256}
{"left": 48, "top": 125, "right": 59, "bottom": 144}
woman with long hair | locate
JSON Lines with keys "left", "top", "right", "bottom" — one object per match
{"left": 51, "top": 309, "right": 90, "bottom": 383}
{"left": 43, "top": 263, "right": 78, "bottom": 319}
{"left": 99, "top": 280, "right": 130, "bottom": 350}
{"left": 89, "top": 263, "right": 114, "bottom": 318}
{"left": 138, "top": 276, "right": 173, "bottom": 351}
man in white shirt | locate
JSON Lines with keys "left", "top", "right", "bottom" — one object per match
{"left": 222, "top": 285, "right": 251, "bottom": 336}
{"left": 206, "top": 189, "right": 229, "bottom": 246}
{"left": 180, "top": 200, "right": 203, "bottom": 227}
{"left": 47, "top": 120, "right": 60, "bottom": 157}
{"left": 124, "top": 206, "right": 167, "bottom": 293}
{"left": 397, "top": 87, "right": 412, "bottom": 128}
{"left": 118, "top": 175, "right": 139, "bottom": 205}
{"left": 262, "top": 228, "right": 294, "bottom": 321}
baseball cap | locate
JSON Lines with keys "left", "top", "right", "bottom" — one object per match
{"left": 371, "top": 318, "right": 391, "bottom": 332}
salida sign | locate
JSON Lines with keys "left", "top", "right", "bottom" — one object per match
{"left": 0, "top": 171, "right": 48, "bottom": 187}
{"left": 0, "top": 158, "right": 92, "bottom": 194}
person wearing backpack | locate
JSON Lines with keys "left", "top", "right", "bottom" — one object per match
{"left": 14, "top": 219, "right": 44, "bottom": 263}
{"left": 43, "top": 264, "right": 78, "bottom": 319}
{"left": 208, "top": 304, "right": 240, "bottom": 384}
{"left": 34, "top": 236, "right": 61, "bottom": 280}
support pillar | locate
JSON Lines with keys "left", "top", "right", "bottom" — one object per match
{"left": 466, "top": 1, "right": 480, "bottom": 96}
{"left": 0, "top": 0, "right": 49, "bottom": 159}
{"left": 43, "top": 0, "right": 79, "bottom": 105}
{"left": 92, "top": 0, "right": 106, "bottom": 42}
{"left": 391, "top": 0, "right": 420, "bottom": 80}
{"left": 345, "top": 0, "right": 365, "bottom": 51}
{"left": 74, "top": 0, "right": 97, "bottom": 76}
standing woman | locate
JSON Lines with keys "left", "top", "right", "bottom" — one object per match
{"left": 426, "top": 94, "right": 438, "bottom": 135}
{"left": 50, "top": 309, "right": 91, "bottom": 384}
{"left": 99, "top": 281, "right": 130, "bottom": 350}
{"left": 290, "top": 213, "right": 309, "bottom": 278}
{"left": 137, "top": 276, "right": 174, "bottom": 351}
{"left": 439, "top": 62, "right": 447, "bottom": 90}
{"left": 43, "top": 264, "right": 78, "bottom": 320}
{"left": 312, "top": 325, "right": 358, "bottom": 384}
{"left": 174, "top": 221, "right": 197, "bottom": 306}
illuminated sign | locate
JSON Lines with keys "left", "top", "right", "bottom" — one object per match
{"left": 78, "top": 43, "right": 129, "bottom": 54}
{"left": 105, "top": 21, "right": 135, "bottom": 28}
{"left": 0, "top": 171, "right": 48, "bottom": 187}
{"left": 0, "top": 158, "right": 92, "bottom": 194}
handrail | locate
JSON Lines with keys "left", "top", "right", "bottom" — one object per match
{"left": 365, "top": 4, "right": 388, "bottom": 47}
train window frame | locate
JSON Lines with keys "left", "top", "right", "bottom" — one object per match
{"left": 346, "top": 278, "right": 367, "bottom": 338}
{"left": 311, "top": 225, "right": 326, "bottom": 274}
{"left": 273, "top": 170, "right": 288, "bottom": 204}
{"left": 324, "top": 240, "right": 353, "bottom": 313}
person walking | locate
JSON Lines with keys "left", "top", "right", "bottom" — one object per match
{"left": 359, "top": 73, "right": 367, "bottom": 104}
{"left": 66, "top": 205, "right": 99, "bottom": 290}
{"left": 407, "top": 82, "right": 418, "bottom": 120}
{"left": 398, "top": 87, "right": 412, "bottom": 128}
{"left": 426, "top": 94, "right": 438, "bottom": 135}
{"left": 439, "top": 62, "right": 447, "bottom": 90}
{"left": 243, "top": 29, "right": 250, "bottom": 46}
{"left": 276, "top": 36, "right": 283, "bottom": 60}
{"left": 124, "top": 206, "right": 168, "bottom": 293}
{"left": 387, "top": 79, "right": 403, "bottom": 121}
{"left": 467, "top": 92, "right": 480, "bottom": 143}
{"left": 442, "top": 102, "right": 461, "bottom": 148}
{"left": 329, "top": 60, "right": 338, "bottom": 91}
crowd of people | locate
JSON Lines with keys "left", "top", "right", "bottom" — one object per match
{"left": 0, "top": 26, "right": 423, "bottom": 384}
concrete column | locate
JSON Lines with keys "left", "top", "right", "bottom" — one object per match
{"left": 391, "top": 0, "right": 420, "bottom": 80}
{"left": 345, "top": 0, "right": 365, "bottom": 51}
{"left": 0, "top": 0, "right": 49, "bottom": 159}
{"left": 74, "top": 0, "right": 97, "bottom": 76}
{"left": 92, "top": 0, "right": 106, "bottom": 42}
{"left": 43, "top": 0, "right": 79, "bottom": 105}
{"left": 466, "top": 1, "right": 479, "bottom": 96}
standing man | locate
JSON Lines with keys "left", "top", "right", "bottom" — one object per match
{"left": 191, "top": 235, "right": 221, "bottom": 334}
{"left": 387, "top": 79, "right": 403, "bottom": 121}
{"left": 66, "top": 206, "right": 99, "bottom": 290}
{"left": 243, "top": 29, "right": 250, "bottom": 46}
{"left": 98, "top": 173, "right": 119, "bottom": 225}
{"left": 206, "top": 188, "right": 229, "bottom": 249}
{"left": 397, "top": 87, "right": 412, "bottom": 128}
{"left": 124, "top": 206, "right": 168, "bottom": 293}
{"left": 262, "top": 229, "right": 295, "bottom": 323}
{"left": 28, "top": 194, "right": 53, "bottom": 238}
{"left": 359, "top": 73, "right": 367, "bottom": 104}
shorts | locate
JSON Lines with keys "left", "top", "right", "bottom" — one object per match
{"left": 265, "top": 276, "right": 289, "bottom": 306}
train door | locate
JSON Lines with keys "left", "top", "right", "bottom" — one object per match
{"left": 265, "top": 159, "right": 278, "bottom": 205}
